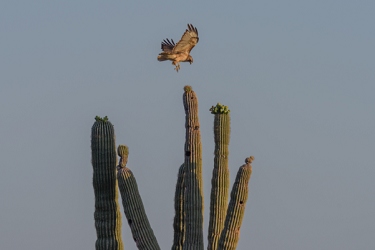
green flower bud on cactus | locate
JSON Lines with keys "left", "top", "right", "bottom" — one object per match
{"left": 218, "top": 157, "right": 253, "bottom": 250}
{"left": 91, "top": 118, "right": 123, "bottom": 250}
{"left": 210, "top": 103, "right": 230, "bottom": 114}
{"left": 95, "top": 115, "right": 109, "bottom": 122}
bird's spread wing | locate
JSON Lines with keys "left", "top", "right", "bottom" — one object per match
{"left": 173, "top": 24, "right": 199, "bottom": 53}
{"left": 161, "top": 38, "right": 175, "bottom": 53}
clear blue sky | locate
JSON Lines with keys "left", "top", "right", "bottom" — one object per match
{"left": 1, "top": 1, "right": 374, "bottom": 249}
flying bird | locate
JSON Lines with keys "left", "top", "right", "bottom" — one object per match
{"left": 157, "top": 24, "right": 199, "bottom": 72}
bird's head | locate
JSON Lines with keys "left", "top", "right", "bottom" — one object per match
{"left": 187, "top": 56, "right": 193, "bottom": 64}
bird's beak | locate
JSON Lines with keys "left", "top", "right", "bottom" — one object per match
{"left": 190, "top": 60, "right": 193, "bottom": 65}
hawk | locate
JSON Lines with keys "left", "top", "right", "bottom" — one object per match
{"left": 157, "top": 24, "right": 199, "bottom": 72}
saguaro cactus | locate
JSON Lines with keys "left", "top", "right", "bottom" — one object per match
{"left": 171, "top": 163, "right": 186, "bottom": 250}
{"left": 182, "top": 85, "right": 204, "bottom": 250}
{"left": 208, "top": 103, "right": 231, "bottom": 250}
{"left": 91, "top": 116, "right": 123, "bottom": 250}
{"left": 117, "top": 145, "right": 160, "bottom": 250}
{"left": 218, "top": 156, "right": 254, "bottom": 250}
{"left": 90, "top": 87, "right": 254, "bottom": 250}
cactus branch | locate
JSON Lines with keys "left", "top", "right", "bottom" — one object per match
{"left": 117, "top": 145, "right": 161, "bottom": 250}
{"left": 182, "top": 85, "right": 204, "bottom": 250}
{"left": 208, "top": 111, "right": 231, "bottom": 250}
{"left": 91, "top": 118, "right": 123, "bottom": 250}
{"left": 218, "top": 157, "right": 254, "bottom": 250}
{"left": 171, "top": 164, "right": 186, "bottom": 250}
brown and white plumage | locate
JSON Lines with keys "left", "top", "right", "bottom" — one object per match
{"left": 157, "top": 24, "right": 199, "bottom": 72}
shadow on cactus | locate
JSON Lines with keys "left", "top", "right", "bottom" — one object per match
{"left": 90, "top": 86, "right": 254, "bottom": 250}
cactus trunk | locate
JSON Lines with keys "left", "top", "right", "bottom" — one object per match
{"left": 208, "top": 112, "right": 231, "bottom": 250}
{"left": 117, "top": 145, "right": 161, "bottom": 250}
{"left": 91, "top": 118, "right": 123, "bottom": 250}
{"left": 171, "top": 164, "right": 186, "bottom": 250}
{"left": 182, "top": 85, "right": 204, "bottom": 250}
{"left": 218, "top": 157, "right": 253, "bottom": 250}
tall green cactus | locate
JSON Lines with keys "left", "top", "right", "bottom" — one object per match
{"left": 117, "top": 145, "right": 161, "bottom": 250}
{"left": 90, "top": 87, "right": 254, "bottom": 250}
{"left": 218, "top": 156, "right": 254, "bottom": 250}
{"left": 182, "top": 85, "right": 204, "bottom": 250}
{"left": 208, "top": 103, "right": 231, "bottom": 250}
{"left": 171, "top": 163, "right": 186, "bottom": 250}
{"left": 91, "top": 116, "right": 123, "bottom": 250}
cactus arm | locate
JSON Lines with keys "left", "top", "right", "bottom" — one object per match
{"left": 182, "top": 85, "right": 204, "bottom": 250}
{"left": 117, "top": 145, "right": 161, "bottom": 250}
{"left": 171, "top": 164, "right": 186, "bottom": 250}
{"left": 91, "top": 117, "right": 124, "bottom": 250}
{"left": 218, "top": 157, "right": 254, "bottom": 250}
{"left": 208, "top": 108, "right": 231, "bottom": 250}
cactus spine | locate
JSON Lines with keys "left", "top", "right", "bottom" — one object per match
{"left": 117, "top": 145, "right": 161, "bottom": 250}
{"left": 208, "top": 104, "right": 231, "bottom": 250}
{"left": 91, "top": 117, "right": 123, "bottom": 250}
{"left": 182, "top": 85, "right": 204, "bottom": 250}
{"left": 171, "top": 164, "right": 186, "bottom": 250}
{"left": 218, "top": 156, "right": 254, "bottom": 250}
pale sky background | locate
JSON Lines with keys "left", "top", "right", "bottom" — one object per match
{"left": 1, "top": 1, "right": 375, "bottom": 249}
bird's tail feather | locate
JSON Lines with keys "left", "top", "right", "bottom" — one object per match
{"left": 157, "top": 55, "right": 167, "bottom": 61}
{"left": 157, "top": 52, "right": 174, "bottom": 61}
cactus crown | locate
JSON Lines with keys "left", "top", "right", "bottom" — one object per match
{"left": 245, "top": 156, "right": 255, "bottom": 164}
{"left": 117, "top": 145, "right": 129, "bottom": 158}
{"left": 210, "top": 103, "right": 230, "bottom": 114}
{"left": 95, "top": 115, "right": 109, "bottom": 122}
{"left": 117, "top": 145, "right": 129, "bottom": 169}
{"left": 184, "top": 85, "right": 193, "bottom": 92}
